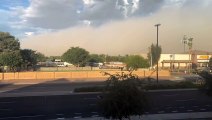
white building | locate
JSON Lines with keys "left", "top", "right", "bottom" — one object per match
{"left": 158, "top": 50, "right": 212, "bottom": 69}
{"left": 159, "top": 54, "right": 190, "bottom": 69}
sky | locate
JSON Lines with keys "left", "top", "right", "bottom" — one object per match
{"left": 0, "top": 0, "right": 212, "bottom": 56}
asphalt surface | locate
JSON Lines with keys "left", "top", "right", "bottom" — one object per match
{"left": 0, "top": 81, "right": 105, "bottom": 95}
{"left": 0, "top": 90, "right": 212, "bottom": 120}
{"left": 0, "top": 93, "right": 102, "bottom": 120}
{"left": 0, "top": 76, "right": 212, "bottom": 120}
{"left": 146, "top": 90, "right": 212, "bottom": 114}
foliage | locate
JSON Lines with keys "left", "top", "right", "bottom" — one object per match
{"left": 105, "top": 55, "right": 126, "bottom": 62}
{"left": 0, "top": 32, "right": 23, "bottom": 71}
{"left": 20, "top": 49, "right": 37, "bottom": 69}
{"left": 87, "top": 54, "right": 104, "bottom": 63}
{"left": 48, "top": 56, "right": 61, "bottom": 61}
{"left": 99, "top": 72, "right": 147, "bottom": 120}
{"left": 74, "top": 80, "right": 198, "bottom": 93}
{"left": 198, "top": 71, "right": 212, "bottom": 96}
{"left": 0, "top": 32, "right": 20, "bottom": 52}
{"left": 0, "top": 51, "right": 22, "bottom": 71}
{"left": 147, "top": 44, "right": 162, "bottom": 66}
{"left": 144, "top": 81, "right": 197, "bottom": 90}
{"left": 36, "top": 52, "right": 47, "bottom": 62}
{"left": 209, "top": 57, "right": 212, "bottom": 69}
{"left": 124, "top": 55, "right": 149, "bottom": 70}
{"left": 62, "top": 47, "right": 89, "bottom": 66}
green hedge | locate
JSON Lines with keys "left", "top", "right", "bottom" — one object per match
{"left": 74, "top": 81, "right": 199, "bottom": 92}
{"left": 144, "top": 81, "right": 198, "bottom": 90}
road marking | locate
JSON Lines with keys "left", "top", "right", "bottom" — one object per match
{"left": 205, "top": 105, "right": 211, "bottom": 107}
{"left": 0, "top": 102, "right": 15, "bottom": 104}
{"left": 57, "top": 118, "right": 65, "bottom": 120}
{"left": 176, "top": 99, "right": 194, "bottom": 102}
{"left": 0, "top": 109, "right": 11, "bottom": 111}
{"left": 187, "top": 110, "right": 193, "bottom": 112}
{"left": 158, "top": 111, "right": 165, "bottom": 113}
{"left": 91, "top": 115, "right": 99, "bottom": 117}
{"left": 0, "top": 115, "right": 45, "bottom": 119}
{"left": 145, "top": 112, "right": 149, "bottom": 114}
{"left": 162, "top": 94, "right": 179, "bottom": 96}
{"left": 172, "top": 111, "right": 178, "bottom": 113}
{"left": 83, "top": 98, "right": 96, "bottom": 100}
{"left": 200, "top": 109, "right": 206, "bottom": 111}
{"left": 73, "top": 116, "right": 82, "bottom": 119}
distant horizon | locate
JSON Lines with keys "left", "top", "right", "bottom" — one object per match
{"left": 1, "top": 0, "right": 212, "bottom": 56}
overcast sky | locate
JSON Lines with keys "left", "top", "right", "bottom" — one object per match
{"left": 0, "top": 0, "right": 212, "bottom": 56}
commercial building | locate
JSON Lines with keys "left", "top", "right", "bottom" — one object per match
{"left": 158, "top": 50, "right": 212, "bottom": 70}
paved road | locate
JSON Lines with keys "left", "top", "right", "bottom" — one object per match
{"left": 0, "top": 93, "right": 102, "bottom": 120}
{"left": 147, "top": 90, "right": 212, "bottom": 114}
{"left": 0, "top": 81, "right": 105, "bottom": 94}
{"left": 0, "top": 90, "right": 212, "bottom": 120}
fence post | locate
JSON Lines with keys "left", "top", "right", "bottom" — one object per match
{"left": 54, "top": 72, "right": 55, "bottom": 80}
{"left": 144, "top": 70, "right": 146, "bottom": 77}
{"left": 70, "top": 72, "right": 72, "bottom": 79}
{"left": 36, "top": 72, "right": 37, "bottom": 80}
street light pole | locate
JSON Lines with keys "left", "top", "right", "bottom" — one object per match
{"left": 155, "top": 24, "right": 161, "bottom": 83}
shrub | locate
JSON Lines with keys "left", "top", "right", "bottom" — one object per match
{"left": 99, "top": 71, "right": 148, "bottom": 120}
{"left": 198, "top": 71, "right": 212, "bottom": 96}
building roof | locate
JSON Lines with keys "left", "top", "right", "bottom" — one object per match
{"left": 184, "top": 50, "right": 212, "bottom": 55}
{"left": 162, "top": 60, "right": 192, "bottom": 63}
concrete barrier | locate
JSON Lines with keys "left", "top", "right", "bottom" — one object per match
{"left": 0, "top": 70, "right": 170, "bottom": 80}
{"left": 36, "top": 72, "right": 55, "bottom": 79}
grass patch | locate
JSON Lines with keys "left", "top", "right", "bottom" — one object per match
{"left": 144, "top": 81, "right": 199, "bottom": 90}
{"left": 74, "top": 81, "right": 200, "bottom": 93}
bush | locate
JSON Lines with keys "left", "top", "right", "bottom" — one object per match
{"left": 198, "top": 71, "right": 212, "bottom": 96}
{"left": 144, "top": 81, "right": 197, "bottom": 90}
{"left": 99, "top": 71, "right": 148, "bottom": 120}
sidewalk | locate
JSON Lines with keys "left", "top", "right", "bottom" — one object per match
{"left": 0, "top": 76, "right": 176, "bottom": 85}
{"left": 0, "top": 78, "right": 107, "bottom": 85}
{"left": 55, "top": 112, "right": 212, "bottom": 120}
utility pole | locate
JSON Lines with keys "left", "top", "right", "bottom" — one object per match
{"left": 182, "top": 35, "right": 187, "bottom": 53}
{"left": 187, "top": 37, "right": 193, "bottom": 73}
{"left": 149, "top": 47, "right": 153, "bottom": 70}
{"left": 155, "top": 24, "right": 161, "bottom": 83}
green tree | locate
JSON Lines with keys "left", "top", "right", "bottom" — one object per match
{"left": 209, "top": 57, "right": 212, "bottom": 69}
{"left": 147, "top": 44, "right": 162, "bottom": 66}
{"left": 0, "top": 51, "right": 22, "bottom": 71}
{"left": 0, "top": 32, "right": 20, "bottom": 52}
{"left": 105, "top": 55, "right": 126, "bottom": 62}
{"left": 0, "top": 32, "right": 22, "bottom": 71}
{"left": 20, "top": 49, "right": 37, "bottom": 70}
{"left": 99, "top": 72, "right": 147, "bottom": 120}
{"left": 48, "top": 56, "right": 61, "bottom": 62}
{"left": 125, "top": 55, "right": 149, "bottom": 70}
{"left": 62, "top": 47, "right": 89, "bottom": 66}
{"left": 36, "top": 52, "right": 47, "bottom": 62}
{"left": 199, "top": 71, "right": 212, "bottom": 96}
{"left": 87, "top": 54, "right": 104, "bottom": 63}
